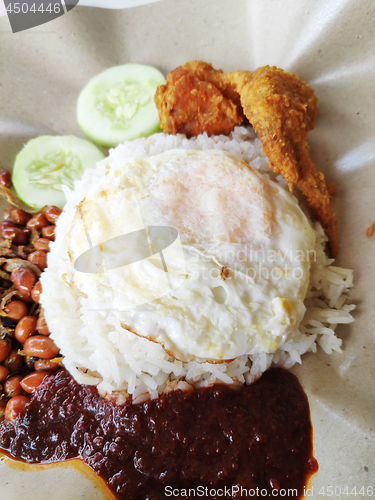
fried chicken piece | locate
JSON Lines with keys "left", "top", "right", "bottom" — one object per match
{"left": 224, "top": 66, "right": 338, "bottom": 256}
{"left": 154, "top": 61, "right": 244, "bottom": 137}
{"left": 155, "top": 62, "right": 338, "bottom": 256}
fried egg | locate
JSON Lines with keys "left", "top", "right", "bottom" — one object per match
{"left": 65, "top": 149, "right": 315, "bottom": 363}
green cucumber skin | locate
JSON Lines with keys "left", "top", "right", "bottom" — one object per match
{"left": 12, "top": 135, "right": 105, "bottom": 210}
{"left": 77, "top": 64, "right": 165, "bottom": 148}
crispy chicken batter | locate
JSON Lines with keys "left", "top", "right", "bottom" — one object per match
{"left": 154, "top": 61, "right": 244, "bottom": 137}
{"left": 155, "top": 61, "right": 338, "bottom": 256}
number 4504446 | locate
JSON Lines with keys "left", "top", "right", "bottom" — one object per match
{"left": 318, "top": 486, "right": 373, "bottom": 496}
{"left": 6, "top": 3, "right": 62, "bottom": 14}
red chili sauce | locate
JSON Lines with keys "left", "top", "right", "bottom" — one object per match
{"left": 0, "top": 367, "right": 318, "bottom": 499}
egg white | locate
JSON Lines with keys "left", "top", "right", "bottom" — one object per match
{"left": 66, "top": 149, "right": 316, "bottom": 362}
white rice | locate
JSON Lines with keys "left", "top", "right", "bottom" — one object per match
{"left": 41, "top": 126, "right": 355, "bottom": 401}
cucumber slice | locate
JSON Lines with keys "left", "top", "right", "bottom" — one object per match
{"left": 12, "top": 135, "right": 105, "bottom": 209}
{"left": 77, "top": 64, "right": 165, "bottom": 147}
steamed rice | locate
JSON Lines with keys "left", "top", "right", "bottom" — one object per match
{"left": 41, "top": 126, "right": 355, "bottom": 399}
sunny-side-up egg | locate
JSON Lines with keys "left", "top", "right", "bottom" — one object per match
{"left": 59, "top": 149, "right": 315, "bottom": 363}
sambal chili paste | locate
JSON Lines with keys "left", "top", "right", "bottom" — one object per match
{"left": 0, "top": 367, "right": 318, "bottom": 499}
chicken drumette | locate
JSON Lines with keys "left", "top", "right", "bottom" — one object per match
{"left": 155, "top": 61, "right": 338, "bottom": 256}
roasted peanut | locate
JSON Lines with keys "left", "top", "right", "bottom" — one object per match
{"left": 11, "top": 266, "right": 36, "bottom": 294}
{"left": 11, "top": 208, "right": 31, "bottom": 226}
{"left": 20, "top": 371, "right": 49, "bottom": 393}
{"left": 36, "top": 315, "right": 50, "bottom": 336}
{"left": 34, "top": 358, "right": 60, "bottom": 372}
{"left": 24, "top": 335, "right": 59, "bottom": 359}
{"left": 26, "top": 213, "right": 48, "bottom": 231}
{"left": 28, "top": 250, "right": 47, "bottom": 271}
{"left": 0, "top": 339, "right": 11, "bottom": 363}
{"left": 31, "top": 281, "right": 42, "bottom": 303}
{"left": 15, "top": 315, "right": 38, "bottom": 344}
{"left": 4, "top": 300, "right": 28, "bottom": 321}
{"left": 33, "top": 238, "right": 50, "bottom": 252}
{"left": 41, "top": 225, "right": 55, "bottom": 241}
{"left": 15, "top": 290, "right": 33, "bottom": 304}
{"left": 0, "top": 365, "right": 10, "bottom": 382}
{"left": 4, "top": 374, "right": 23, "bottom": 397}
{"left": 0, "top": 170, "right": 12, "bottom": 189}
{"left": 0, "top": 223, "right": 30, "bottom": 245}
{"left": 44, "top": 206, "right": 61, "bottom": 224}
{"left": 5, "top": 395, "right": 29, "bottom": 421}
{"left": 5, "top": 348, "right": 23, "bottom": 373}
{"left": 0, "top": 221, "right": 16, "bottom": 232}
